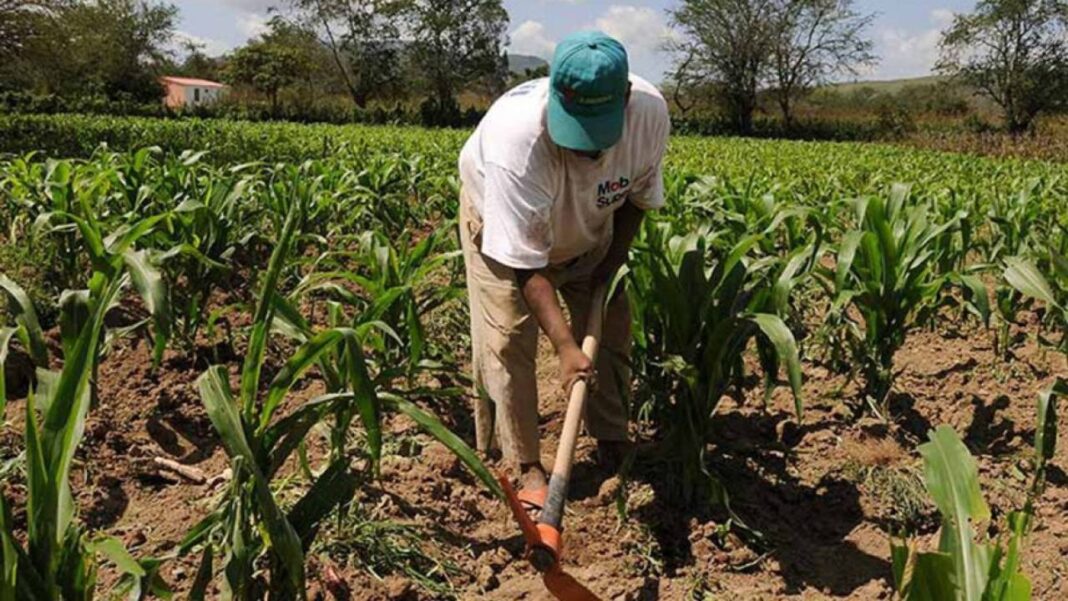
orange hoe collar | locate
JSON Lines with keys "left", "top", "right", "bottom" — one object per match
{"left": 499, "top": 474, "right": 602, "bottom": 601}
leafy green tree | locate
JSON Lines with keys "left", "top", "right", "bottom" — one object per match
{"left": 668, "top": 0, "right": 778, "bottom": 134}
{"left": 1, "top": 0, "right": 176, "bottom": 102}
{"left": 0, "top": 0, "right": 51, "bottom": 62}
{"left": 225, "top": 30, "right": 309, "bottom": 114}
{"left": 176, "top": 38, "right": 222, "bottom": 81}
{"left": 938, "top": 0, "right": 1068, "bottom": 134}
{"left": 289, "top": 0, "right": 407, "bottom": 108}
{"left": 768, "top": 0, "right": 877, "bottom": 126}
{"left": 403, "top": 0, "right": 509, "bottom": 124}
{"left": 57, "top": 0, "right": 177, "bottom": 102}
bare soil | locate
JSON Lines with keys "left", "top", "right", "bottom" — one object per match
{"left": 3, "top": 307, "right": 1067, "bottom": 600}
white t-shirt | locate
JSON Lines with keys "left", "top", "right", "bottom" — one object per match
{"left": 458, "top": 74, "right": 670, "bottom": 270}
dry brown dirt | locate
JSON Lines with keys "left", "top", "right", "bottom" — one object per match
{"left": 3, "top": 307, "right": 1067, "bottom": 600}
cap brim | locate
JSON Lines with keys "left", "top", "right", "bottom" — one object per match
{"left": 547, "top": 94, "right": 625, "bottom": 152}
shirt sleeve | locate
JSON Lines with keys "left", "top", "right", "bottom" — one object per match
{"left": 480, "top": 162, "right": 554, "bottom": 270}
{"left": 628, "top": 102, "right": 671, "bottom": 211}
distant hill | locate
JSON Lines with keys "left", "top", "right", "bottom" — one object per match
{"left": 508, "top": 54, "right": 548, "bottom": 75}
{"left": 826, "top": 75, "right": 949, "bottom": 95}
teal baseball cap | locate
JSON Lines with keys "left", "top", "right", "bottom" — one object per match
{"left": 548, "top": 31, "right": 630, "bottom": 152}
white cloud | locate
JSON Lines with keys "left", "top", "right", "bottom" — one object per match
{"left": 171, "top": 30, "right": 230, "bottom": 57}
{"left": 869, "top": 9, "right": 954, "bottom": 80}
{"left": 217, "top": 0, "right": 277, "bottom": 11}
{"left": 931, "top": 9, "right": 956, "bottom": 26}
{"left": 510, "top": 20, "right": 557, "bottom": 59}
{"left": 237, "top": 12, "right": 270, "bottom": 40}
{"left": 592, "top": 5, "right": 677, "bottom": 82}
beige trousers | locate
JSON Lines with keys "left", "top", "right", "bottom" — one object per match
{"left": 459, "top": 189, "right": 631, "bottom": 465}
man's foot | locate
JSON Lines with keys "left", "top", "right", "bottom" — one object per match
{"left": 517, "top": 462, "right": 549, "bottom": 516}
{"left": 596, "top": 440, "right": 632, "bottom": 473}
{"left": 519, "top": 462, "right": 548, "bottom": 491}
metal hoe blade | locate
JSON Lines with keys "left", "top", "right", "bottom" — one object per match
{"left": 498, "top": 474, "right": 603, "bottom": 601}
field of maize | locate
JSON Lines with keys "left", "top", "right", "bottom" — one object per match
{"left": 0, "top": 113, "right": 1066, "bottom": 600}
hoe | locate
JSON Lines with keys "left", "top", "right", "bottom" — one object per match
{"left": 498, "top": 285, "right": 607, "bottom": 601}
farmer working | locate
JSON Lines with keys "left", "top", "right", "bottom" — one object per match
{"left": 458, "top": 31, "right": 670, "bottom": 507}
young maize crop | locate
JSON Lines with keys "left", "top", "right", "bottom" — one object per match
{"left": 0, "top": 114, "right": 1065, "bottom": 598}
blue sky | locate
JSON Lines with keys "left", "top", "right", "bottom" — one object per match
{"left": 173, "top": 0, "right": 980, "bottom": 83}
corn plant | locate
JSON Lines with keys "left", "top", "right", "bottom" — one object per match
{"left": 0, "top": 227, "right": 171, "bottom": 599}
{"left": 184, "top": 201, "right": 499, "bottom": 599}
{"left": 627, "top": 218, "right": 803, "bottom": 506}
{"left": 1003, "top": 250, "right": 1068, "bottom": 356}
{"left": 817, "top": 185, "right": 988, "bottom": 417}
{"left": 290, "top": 227, "right": 463, "bottom": 377}
{"left": 984, "top": 179, "right": 1049, "bottom": 265}
{"left": 154, "top": 170, "right": 255, "bottom": 353}
{"left": 892, "top": 383, "right": 1062, "bottom": 600}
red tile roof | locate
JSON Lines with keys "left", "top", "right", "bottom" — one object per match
{"left": 160, "top": 76, "right": 227, "bottom": 88}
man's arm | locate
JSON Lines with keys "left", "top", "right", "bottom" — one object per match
{"left": 515, "top": 200, "right": 645, "bottom": 390}
{"left": 515, "top": 270, "right": 593, "bottom": 391}
{"left": 591, "top": 200, "right": 645, "bottom": 283}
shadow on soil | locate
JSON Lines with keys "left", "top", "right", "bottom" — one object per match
{"left": 617, "top": 409, "right": 890, "bottom": 598}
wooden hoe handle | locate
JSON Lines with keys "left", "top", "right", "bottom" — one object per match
{"left": 538, "top": 284, "right": 608, "bottom": 534}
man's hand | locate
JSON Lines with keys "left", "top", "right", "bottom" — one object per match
{"left": 559, "top": 343, "right": 594, "bottom": 393}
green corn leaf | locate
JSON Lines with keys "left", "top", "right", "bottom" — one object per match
{"left": 772, "top": 245, "right": 811, "bottom": 315}
{"left": 270, "top": 294, "right": 312, "bottom": 342}
{"left": 105, "top": 214, "right": 167, "bottom": 258}
{"left": 0, "top": 495, "right": 21, "bottom": 601}
{"left": 1051, "top": 251, "right": 1068, "bottom": 282}
{"left": 0, "top": 274, "right": 48, "bottom": 367}
{"left": 240, "top": 202, "right": 302, "bottom": 416}
{"left": 58, "top": 290, "right": 90, "bottom": 360}
{"left": 188, "top": 545, "right": 214, "bottom": 601}
{"left": 265, "top": 393, "right": 350, "bottom": 477}
{"left": 1001, "top": 574, "right": 1032, "bottom": 601}
{"left": 919, "top": 425, "right": 991, "bottom": 601}
{"left": 58, "top": 210, "right": 111, "bottom": 272}
{"left": 24, "top": 392, "right": 51, "bottom": 573}
{"left": 406, "top": 298, "right": 425, "bottom": 369}
{"left": 259, "top": 328, "right": 351, "bottom": 431}
{"left": 287, "top": 460, "right": 359, "bottom": 546}
{"left": 0, "top": 327, "right": 14, "bottom": 415}
{"left": 89, "top": 537, "right": 145, "bottom": 578}
{"left": 344, "top": 336, "right": 382, "bottom": 473}
{"left": 987, "top": 510, "right": 1031, "bottom": 601}
{"left": 177, "top": 511, "right": 222, "bottom": 555}
{"left": 907, "top": 552, "right": 958, "bottom": 601}
{"left": 1035, "top": 378, "right": 1065, "bottom": 473}
{"left": 747, "top": 314, "right": 804, "bottom": 419}
{"left": 380, "top": 392, "right": 504, "bottom": 500}
{"left": 890, "top": 538, "right": 910, "bottom": 594}
{"left": 123, "top": 249, "right": 171, "bottom": 365}
{"left": 197, "top": 366, "right": 306, "bottom": 595}
{"left": 1004, "top": 258, "right": 1061, "bottom": 310}
{"left": 953, "top": 273, "right": 991, "bottom": 327}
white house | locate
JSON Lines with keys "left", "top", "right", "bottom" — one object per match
{"left": 160, "top": 76, "right": 227, "bottom": 109}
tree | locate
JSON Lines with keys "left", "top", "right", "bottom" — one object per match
{"left": 177, "top": 39, "right": 222, "bottom": 81}
{"left": 1, "top": 0, "right": 176, "bottom": 102}
{"left": 668, "top": 0, "right": 778, "bottom": 134}
{"left": 0, "top": 0, "right": 52, "bottom": 61}
{"left": 225, "top": 36, "right": 307, "bottom": 114}
{"left": 0, "top": 1, "right": 58, "bottom": 91}
{"left": 62, "top": 0, "right": 177, "bottom": 102}
{"left": 938, "top": 0, "right": 1068, "bottom": 134}
{"left": 768, "top": 0, "right": 876, "bottom": 126}
{"left": 288, "top": 0, "right": 407, "bottom": 108}
{"left": 402, "top": 0, "right": 509, "bottom": 124}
